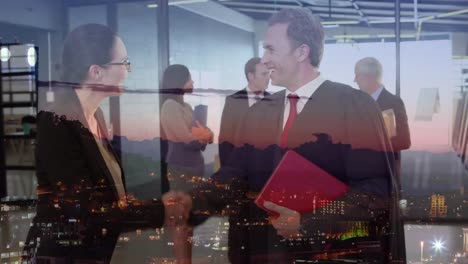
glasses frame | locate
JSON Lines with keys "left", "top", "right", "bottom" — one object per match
{"left": 102, "top": 58, "right": 131, "bottom": 71}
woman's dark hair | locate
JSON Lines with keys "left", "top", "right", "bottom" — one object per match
{"left": 161, "top": 64, "right": 191, "bottom": 103}
{"left": 162, "top": 64, "right": 190, "bottom": 91}
{"left": 61, "top": 24, "right": 117, "bottom": 84}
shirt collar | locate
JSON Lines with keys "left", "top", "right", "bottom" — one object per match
{"left": 285, "top": 74, "right": 326, "bottom": 102}
{"left": 246, "top": 85, "right": 264, "bottom": 98}
{"left": 371, "top": 85, "right": 385, "bottom": 101}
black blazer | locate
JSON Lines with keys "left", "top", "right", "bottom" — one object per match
{"left": 215, "top": 81, "right": 394, "bottom": 195}
{"left": 195, "top": 81, "right": 399, "bottom": 262}
{"left": 25, "top": 87, "right": 165, "bottom": 262}
{"left": 376, "top": 88, "right": 411, "bottom": 153}
{"left": 218, "top": 89, "right": 270, "bottom": 166}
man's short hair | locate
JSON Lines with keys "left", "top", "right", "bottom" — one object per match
{"left": 355, "top": 57, "right": 383, "bottom": 79}
{"left": 268, "top": 8, "right": 325, "bottom": 67}
{"left": 244, "top": 57, "right": 262, "bottom": 81}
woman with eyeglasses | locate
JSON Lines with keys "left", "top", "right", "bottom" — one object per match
{"left": 23, "top": 24, "right": 182, "bottom": 263}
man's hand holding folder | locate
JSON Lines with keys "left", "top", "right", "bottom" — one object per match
{"left": 264, "top": 201, "right": 302, "bottom": 239}
{"left": 255, "top": 150, "right": 349, "bottom": 238}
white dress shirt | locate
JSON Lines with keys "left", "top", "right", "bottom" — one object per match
{"left": 371, "top": 86, "right": 385, "bottom": 101}
{"left": 283, "top": 74, "right": 327, "bottom": 129}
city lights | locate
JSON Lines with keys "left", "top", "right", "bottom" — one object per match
{"left": 432, "top": 239, "right": 445, "bottom": 252}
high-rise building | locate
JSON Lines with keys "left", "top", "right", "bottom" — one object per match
{"left": 429, "top": 194, "right": 448, "bottom": 218}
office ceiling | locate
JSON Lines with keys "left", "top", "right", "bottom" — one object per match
{"left": 216, "top": 0, "right": 468, "bottom": 32}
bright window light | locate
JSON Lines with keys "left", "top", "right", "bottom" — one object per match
{"left": 0, "top": 47, "right": 10, "bottom": 62}
{"left": 27, "top": 47, "right": 36, "bottom": 67}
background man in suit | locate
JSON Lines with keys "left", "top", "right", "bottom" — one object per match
{"left": 218, "top": 57, "right": 270, "bottom": 166}
{"left": 354, "top": 57, "right": 411, "bottom": 188}
{"left": 186, "top": 9, "right": 401, "bottom": 263}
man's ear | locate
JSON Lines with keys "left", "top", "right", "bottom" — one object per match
{"left": 295, "top": 44, "right": 310, "bottom": 63}
{"left": 247, "top": 72, "right": 254, "bottom": 82}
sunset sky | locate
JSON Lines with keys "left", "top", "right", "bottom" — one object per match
{"left": 114, "top": 39, "right": 455, "bottom": 155}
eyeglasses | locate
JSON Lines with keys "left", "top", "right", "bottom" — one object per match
{"left": 102, "top": 58, "right": 131, "bottom": 71}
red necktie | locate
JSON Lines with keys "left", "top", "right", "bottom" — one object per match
{"left": 281, "top": 94, "right": 299, "bottom": 148}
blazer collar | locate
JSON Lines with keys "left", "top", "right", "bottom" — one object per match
{"left": 44, "top": 85, "right": 125, "bottom": 199}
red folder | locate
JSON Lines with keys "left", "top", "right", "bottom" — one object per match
{"left": 255, "top": 150, "right": 349, "bottom": 216}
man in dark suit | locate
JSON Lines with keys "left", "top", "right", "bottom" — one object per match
{"left": 187, "top": 9, "right": 401, "bottom": 263}
{"left": 354, "top": 57, "right": 411, "bottom": 153}
{"left": 355, "top": 57, "right": 411, "bottom": 188}
{"left": 218, "top": 57, "right": 270, "bottom": 166}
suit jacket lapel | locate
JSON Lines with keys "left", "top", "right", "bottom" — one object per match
{"left": 52, "top": 87, "right": 123, "bottom": 200}
{"left": 266, "top": 90, "right": 286, "bottom": 145}
{"left": 233, "top": 88, "right": 248, "bottom": 100}
{"left": 376, "top": 88, "right": 391, "bottom": 109}
{"left": 232, "top": 88, "right": 249, "bottom": 109}
{"left": 95, "top": 108, "right": 127, "bottom": 194}
{"left": 233, "top": 88, "right": 271, "bottom": 106}
{"left": 284, "top": 82, "right": 328, "bottom": 148}
{"left": 247, "top": 90, "right": 285, "bottom": 166}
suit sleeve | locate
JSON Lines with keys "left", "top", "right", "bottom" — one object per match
{"left": 301, "top": 90, "right": 396, "bottom": 232}
{"left": 302, "top": 91, "right": 402, "bottom": 260}
{"left": 341, "top": 93, "right": 404, "bottom": 260}
{"left": 342, "top": 91, "right": 396, "bottom": 203}
{"left": 391, "top": 97, "right": 411, "bottom": 151}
